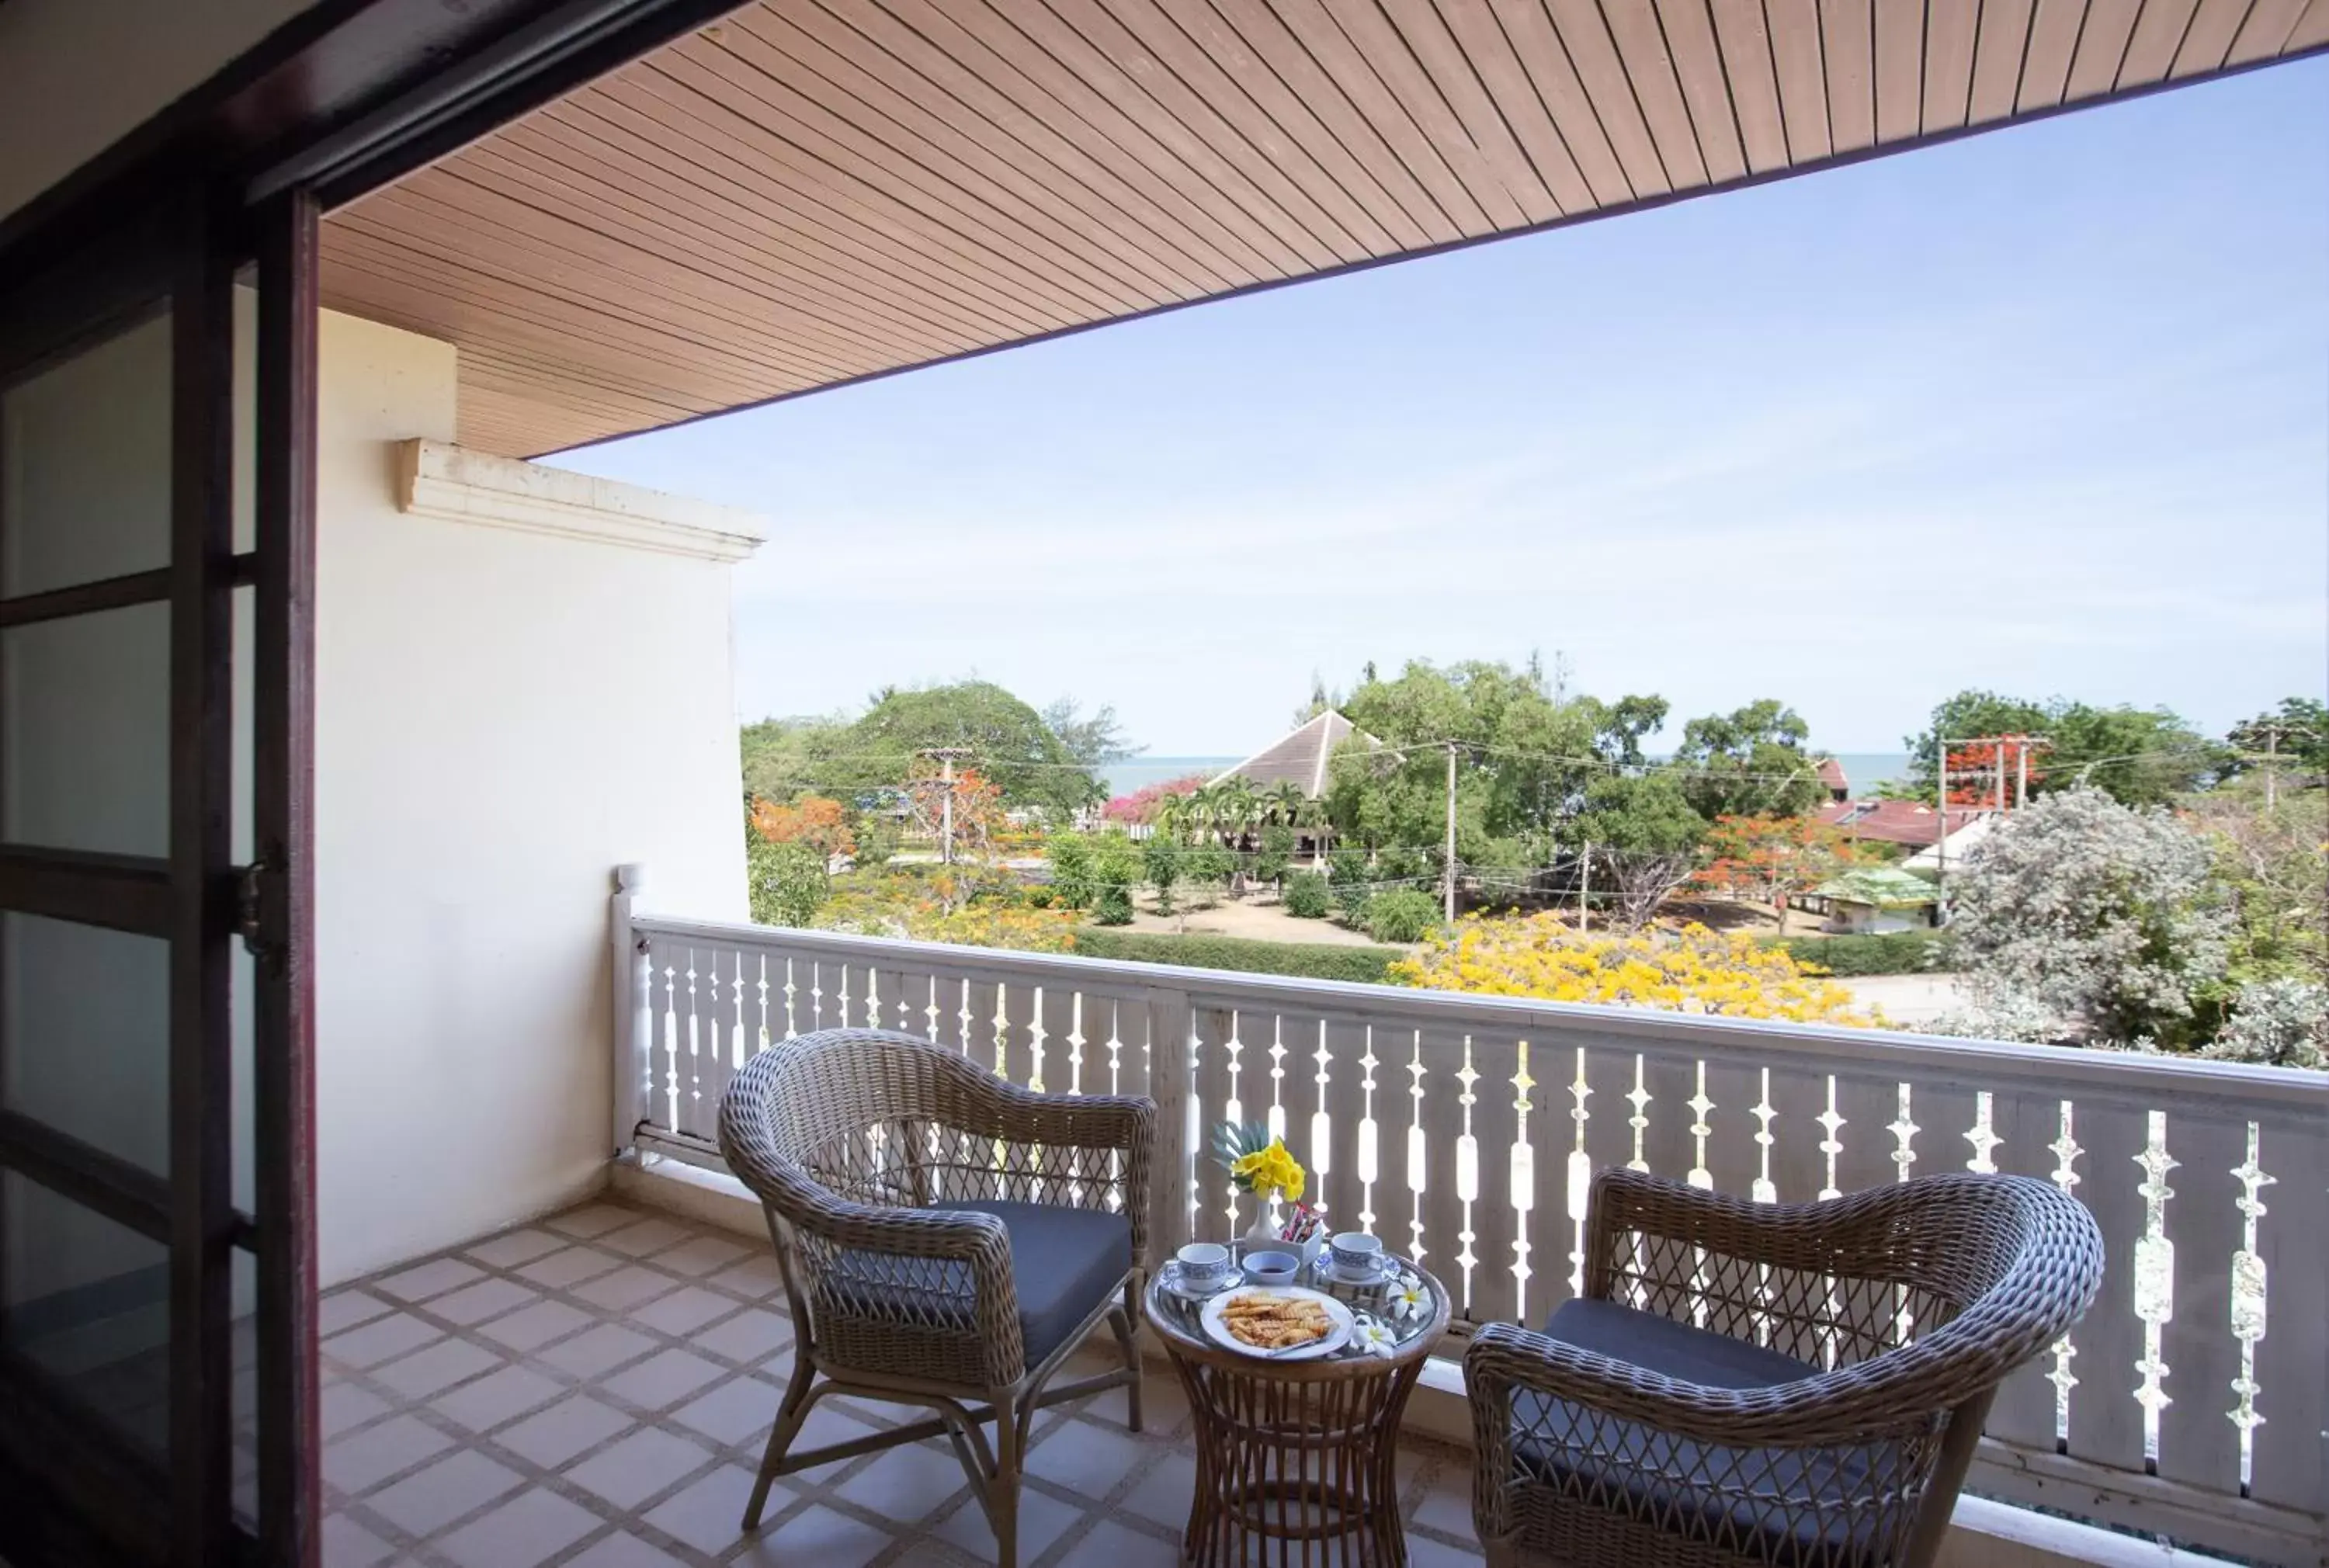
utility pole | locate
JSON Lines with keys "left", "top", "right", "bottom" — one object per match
{"left": 2015, "top": 737, "right": 2029, "bottom": 810}
{"left": 921, "top": 748, "right": 971, "bottom": 864}
{"left": 2265, "top": 725, "right": 2279, "bottom": 810}
{"left": 1994, "top": 739, "right": 2006, "bottom": 814}
{"left": 1443, "top": 741, "right": 1458, "bottom": 921}
{"left": 1935, "top": 742, "right": 1951, "bottom": 908}
{"left": 1578, "top": 842, "right": 1591, "bottom": 934}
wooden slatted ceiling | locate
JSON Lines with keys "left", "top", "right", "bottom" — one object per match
{"left": 320, "top": 0, "right": 2329, "bottom": 457}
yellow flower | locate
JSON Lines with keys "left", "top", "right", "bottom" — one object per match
{"left": 1232, "top": 1139, "right": 1305, "bottom": 1201}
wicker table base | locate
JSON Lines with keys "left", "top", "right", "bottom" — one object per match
{"left": 1145, "top": 1261, "right": 1450, "bottom": 1567}
{"left": 1171, "top": 1352, "right": 1426, "bottom": 1566}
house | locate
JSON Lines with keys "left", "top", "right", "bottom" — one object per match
{"left": 1815, "top": 799, "right": 1989, "bottom": 852}
{"left": 1815, "top": 756, "right": 1851, "bottom": 802}
{"left": 3, "top": 5, "right": 2324, "bottom": 1566}
{"left": 1813, "top": 867, "right": 1942, "bottom": 934}
{"left": 1211, "top": 709, "right": 1375, "bottom": 801}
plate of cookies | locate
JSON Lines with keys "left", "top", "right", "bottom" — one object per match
{"left": 1199, "top": 1285, "right": 1354, "bottom": 1360}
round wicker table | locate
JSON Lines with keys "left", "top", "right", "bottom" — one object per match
{"left": 1144, "top": 1256, "right": 1451, "bottom": 1566}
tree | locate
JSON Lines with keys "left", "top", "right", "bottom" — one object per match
{"left": 1579, "top": 693, "right": 1671, "bottom": 767}
{"left": 748, "top": 794, "right": 856, "bottom": 861}
{"left": 1692, "top": 813, "right": 1865, "bottom": 931}
{"left": 1944, "top": 786, "right": 2233, "bottom": 1046}
{"left": 902, "top": 758, "right": 1008, "bottom": 859}
{"left": 1673, "top": 700, "right": 1825, "bottom": 820}
{"left": 738, "top": 714, "right": 853, "bottom": 804}
{"left": 844, "top": 681, "right": 1105, "bottom": 821}
{"left": 1391, "top": 916, "right": 1870, "bottom": 1025}
{"left": 1142, "top": 832, "right": 1182, "bottom": 914}
{"left": 2181, "top": 781, "right": 2327, "bottom": 986}
{"left": 2223, "top": 699, "right": 2329, "bottom": 787}
{"left": 1324, "top": 658, "right": 1598, "bottom": 860}
{"left": 1253, "top": 824, "right": 1297, "bottom": 886}
{"left": 1904, "top": 690, "right": 2215, "bottom": 809}
{"left": 1042, "top": 698, "right": 1140, "bottom": 771}
{"left": 1570, "top": 770, "right": 1706, "bottom": 931}
{"left": 747, "top": 836, "right": 829, "bottom": 928}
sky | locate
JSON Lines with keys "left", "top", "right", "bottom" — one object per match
{"left": 548, "top": 57, "right": 2329, "bottom": 759}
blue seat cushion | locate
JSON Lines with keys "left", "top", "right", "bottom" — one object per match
{"left": 1509, "top": 1298, "right": 1906, "bottom": 1566}
{"left": 936, "top": 1200, "right": 1132, "bottom": 1366}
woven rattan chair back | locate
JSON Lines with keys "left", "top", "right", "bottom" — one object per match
{"left": 1470, "top": 1169, "right": 2104, "bottom": 1568}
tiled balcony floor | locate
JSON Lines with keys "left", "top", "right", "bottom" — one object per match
{"left": 322, "top": 1198, "right": 1487, "bottom": 1567}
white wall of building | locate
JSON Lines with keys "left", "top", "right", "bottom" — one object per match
{"left": 314, "top": 309, "right": 754, "bottom": 1283}
{"left": 0, "top": 0, "right": 322, "bottom": 221}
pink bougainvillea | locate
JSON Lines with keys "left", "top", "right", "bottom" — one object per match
{"left": 1103, "top": 774, "right": 1210, "bottom": 823}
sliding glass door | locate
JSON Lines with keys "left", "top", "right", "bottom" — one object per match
{"left": 0, "top": 189, "right": 318, "bottom": 1567}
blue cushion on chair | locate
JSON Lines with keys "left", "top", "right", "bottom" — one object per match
{"left": 936, "top": 1200, "right": 1131, "bottom": 1366}
{"left": 1510, "top": 1298, "right": 1904, "bottom": 1566}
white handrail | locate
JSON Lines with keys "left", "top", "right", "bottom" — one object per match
{"left": 615, "top": 886, "right": 2329, "bottom": 1564}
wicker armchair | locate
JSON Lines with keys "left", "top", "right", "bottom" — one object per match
{"left": 717, "top": 1029, "right": 1154, "bottom": 1567}
{"left": 1466, "top": 1169, "right": 2103, "bottom": 1568}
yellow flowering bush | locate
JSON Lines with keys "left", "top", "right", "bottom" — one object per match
{"left": 1227, "top": 1138, "right": 1307, "bottom": 1203}
{"left": 1391, "top": 914, "right": 1877, "bottom": 1026}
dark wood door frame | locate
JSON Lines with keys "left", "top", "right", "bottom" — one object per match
{"left": 3, "top": 3, "right": 789, "bottom": 1564}
{"left": 252, "top": 186, "right": 322, "bottom": 1568}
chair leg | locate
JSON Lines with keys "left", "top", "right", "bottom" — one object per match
{"left": 1480, "top": 1534, "right": 1524, "bottom": 1568}
{"left": 742, "top": 1352, "right": 819, "bottom": 1531}
{"left": 991, "top": 1392, "right": 1022, "bottom": 1568}
{"left": 1109, "top": 1295, "right": 1144, "bottom": 1433}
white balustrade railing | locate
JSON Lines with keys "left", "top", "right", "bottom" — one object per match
{"left": 612, "top": 876, "right": 2329, "bottom": 1564}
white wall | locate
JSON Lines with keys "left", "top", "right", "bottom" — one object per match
{"left": 315, "top": 309, "right": 751, "bottom": 1283}
{"left": 0, "top": 0, "right": 323, "bottom": 221}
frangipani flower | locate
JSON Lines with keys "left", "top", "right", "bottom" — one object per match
{"left": 1353, "top": 1320, "right": 1397, "bottom": 1358}
{"left": 1388, "top": 1274, "right": 1429, "bottom": 1321}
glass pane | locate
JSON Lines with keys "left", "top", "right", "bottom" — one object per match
{"left": 0, "top": 309, "right": 172, "bottom": 596}
{"left": 1, "top": 1171, "right": 170, "bottom": 1458}
{"left": 232, "top": 583, "right": 255, "bottom": 1215}
{"left": 232, "top": 1245, "right": 258, "bottom": 1528}
{"left": 1, "top": 914, "right": 170, "bottom": 1174}
{"left": 2, "top": 600, "right": 170, "bottom": 856}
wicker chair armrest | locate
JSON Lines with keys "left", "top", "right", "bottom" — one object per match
{"left": 1463, "top": 1321, "right": 1936, "bottom": 1452}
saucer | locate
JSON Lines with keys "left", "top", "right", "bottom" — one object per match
{"left": 1159, "top": 1265, "right": 1244, "bottom": 1301}
{"left": 1318, "top": 1257, "right": 1398, "bottom": 1287}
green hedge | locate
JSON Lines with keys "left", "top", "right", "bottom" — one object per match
{"left": 1070, "top": 928, "right": 1406, "bottom": 987}
{"left": 1772, "top": 928, "right": 1952, "bottom": 976}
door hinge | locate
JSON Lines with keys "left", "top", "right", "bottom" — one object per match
{"left": 237, "top": 858, "right": 285, "bottom": 967}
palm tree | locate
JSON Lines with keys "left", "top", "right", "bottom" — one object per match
{"left": 1265, "top": 779, "right": 1307, "bottom": 828}
{"left": 1152, "top": 789, "right": 1192, "bottom": 844}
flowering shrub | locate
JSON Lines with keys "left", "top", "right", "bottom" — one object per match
{"left": 813, "top": 866, "right": 1078, "bottom": 952}
{"left": 748, "top": 793, "right": 855, "bottom": 859}
{"left": 2205, "top": 980, "right": 2329, "bottom": 1070}
{"left": 1390, "top": 914, "right": 1873, "bottom": 1025}
{"left": 1103, "top": 774, "right": 1208, "bottom": 824}
{"left": 1945, "top": 786, "right": 2231, "bottom": 1047}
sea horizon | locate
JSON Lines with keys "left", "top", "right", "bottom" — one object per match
{"left": 1103, "top": 751, "right": 1912, "bottom": 800}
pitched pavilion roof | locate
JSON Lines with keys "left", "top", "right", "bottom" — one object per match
{"left": 1816, "top": 757, "right": 1848, "bottom": 792}
{"left": 1213, "top": 710, "right": 1375, "bottom": 799}
{"left": 315, "top": 3, "right": 2329, "bottom": 457}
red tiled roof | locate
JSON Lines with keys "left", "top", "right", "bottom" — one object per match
{"left": 1815, "top": 800, "right": 1983, "bottom": 848}
{"left": 1816, "top": 757, "right": 1848, "bottom": 790}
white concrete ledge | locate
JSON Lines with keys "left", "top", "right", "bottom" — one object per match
{"left": 393, "top": 439, "right": 767, "bottom": 562}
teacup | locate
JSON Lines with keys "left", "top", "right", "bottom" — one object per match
{"left": 1327, "top": 1231, "right": 1386, "bottom": 1278}
{"left": 1243, "top": 1250, "right": 1299, "bottom": 1286}
{"left": 1175, "top": 1241, "right": 1231, "bottom": 1291}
